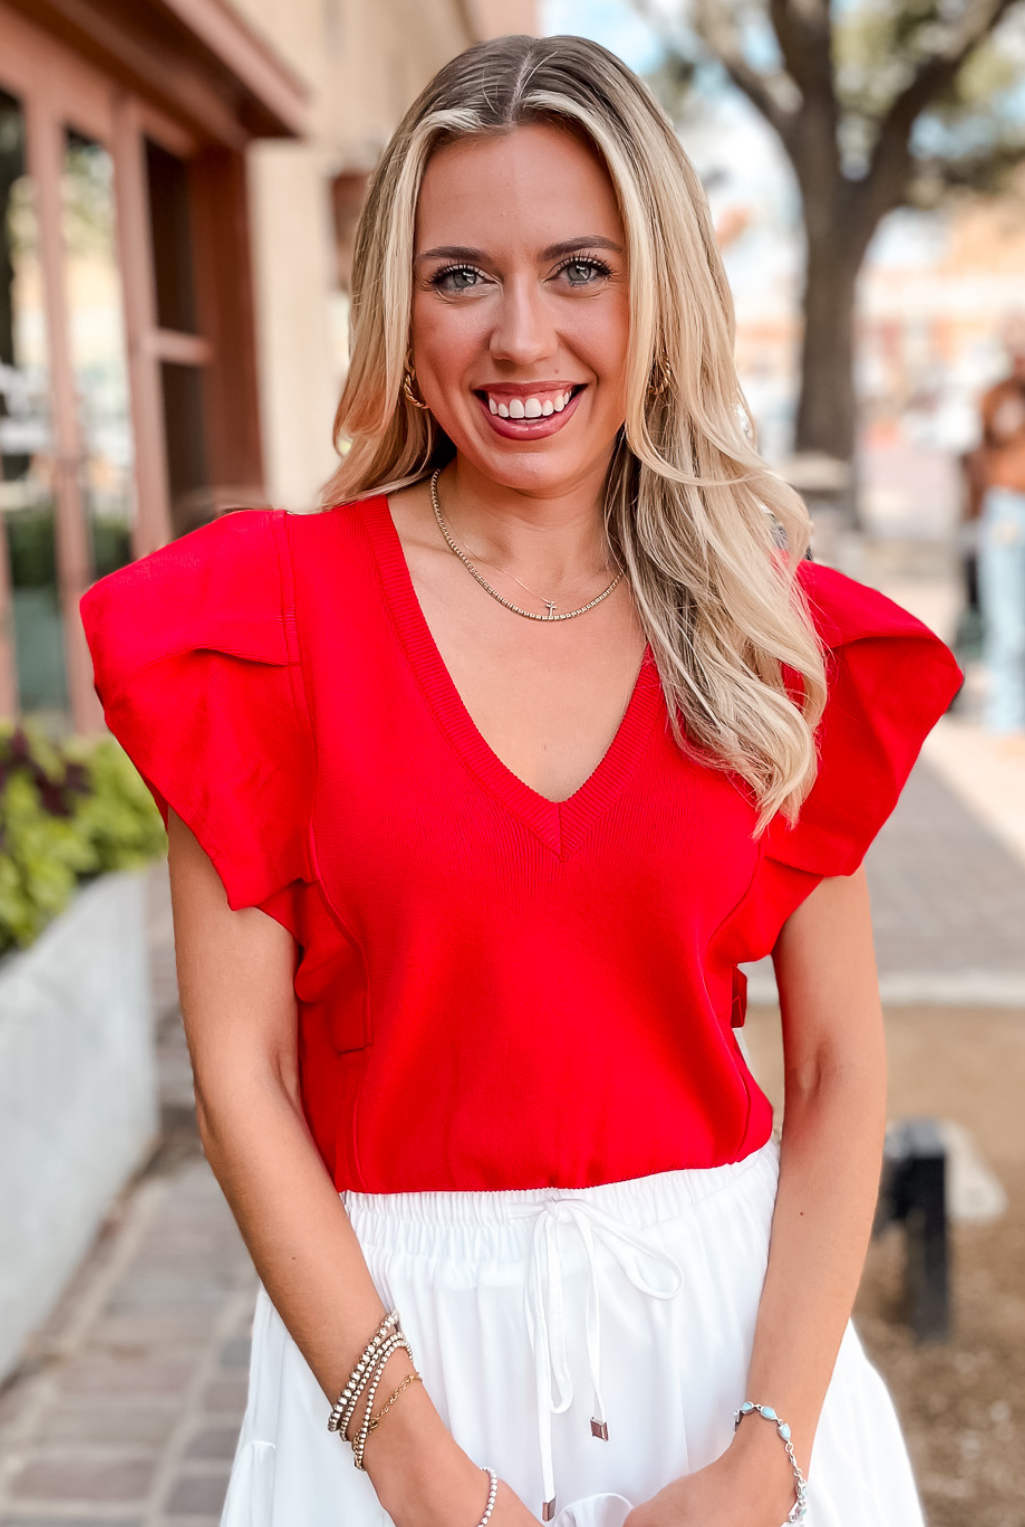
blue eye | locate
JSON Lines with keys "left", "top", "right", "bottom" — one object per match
{"left": 429, "top": 265, "right": 487, "bottom": 292}
{"left": 558, "top": 258, "right": 612, "bottom": 286}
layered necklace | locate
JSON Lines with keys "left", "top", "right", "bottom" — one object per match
{"left": 429, "top": 468, "right": 623, "bottom": 623}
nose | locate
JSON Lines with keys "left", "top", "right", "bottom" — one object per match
{"left": 489, "top": 276, "right": 558, "bottom": 368}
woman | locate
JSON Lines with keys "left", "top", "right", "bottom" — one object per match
{"left": 80, "top": 34, "right": 962, "bottom": 1527}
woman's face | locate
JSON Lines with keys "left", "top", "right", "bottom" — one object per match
{"left": 410, "top": 121, "right": 630, "bottom": 497}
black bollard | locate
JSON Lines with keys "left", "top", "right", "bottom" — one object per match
{"left": 874, "top": 1118, "right": 950, "bottom": 1343}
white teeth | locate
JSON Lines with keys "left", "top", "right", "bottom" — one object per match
{"left": 484, "top": 387, "right": 578, "bottom": 418}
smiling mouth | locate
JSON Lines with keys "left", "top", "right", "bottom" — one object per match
{"left": 473, "top": 383, "right": 588, "bottom": 420}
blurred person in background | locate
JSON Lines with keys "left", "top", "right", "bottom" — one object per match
{"left": 79, "top": 34, "right": 962, "bottom": 1527}
{"left": 951, "top": 443, "right": 987, "bottom": 674}
{"left": 977, "top": 313, "right": 1025, "bottom": 741}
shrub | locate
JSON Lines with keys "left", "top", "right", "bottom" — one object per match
{"left": 0, "top": 723, "right": 165, "bottom": 958}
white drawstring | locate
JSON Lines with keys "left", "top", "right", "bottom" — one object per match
{"left": 509, "top": 1195, "right": 684, "bottom": 1521}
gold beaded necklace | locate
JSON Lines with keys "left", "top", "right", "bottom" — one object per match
{"left": 429, "top": 468, "right": 623, "bottom": 623}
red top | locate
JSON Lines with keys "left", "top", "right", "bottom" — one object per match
{"left": 79, "top": 496, "right": 963, "bottom": 1192}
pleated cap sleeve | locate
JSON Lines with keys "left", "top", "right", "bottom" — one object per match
{"left": 762, "top": 560, "right": 963, "bottom": 879}
{"left": 79, "top": 509, "right": 313, "bottom": 912}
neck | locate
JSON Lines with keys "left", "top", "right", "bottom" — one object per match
{"left": 436, "top": 456, "right": 615, "bottom": 588}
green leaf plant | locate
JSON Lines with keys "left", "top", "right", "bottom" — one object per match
{"left": 0, "top": 722, "right": 166, "bottom": 959}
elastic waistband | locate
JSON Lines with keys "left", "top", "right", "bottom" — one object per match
{"left": 341, "top": 1138, "right": 779, "bottom": 1250}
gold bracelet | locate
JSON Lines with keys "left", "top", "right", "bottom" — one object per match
{"left": 367, "top": 1370, "right": 424, "bottom": 1432}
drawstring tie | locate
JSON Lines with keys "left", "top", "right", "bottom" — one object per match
{"left": 508, "top": 1194, "right": 684, "bottom": 1521}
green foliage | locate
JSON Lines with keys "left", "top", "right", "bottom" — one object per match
{"left": 0, "top": 721, "right": 166, "bottom": 958}
{"left": 6, "top": 507, "right": 133, "bottom": 588}
{"left": 833, "top": 0, "right": 1025, "bottom": 193}
{"left": 643, "top": 0, "right": 1025, "bottom": 203}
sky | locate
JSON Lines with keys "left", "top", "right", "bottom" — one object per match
{"left": 542, "top": 0, "right": 664, "bottom": 72}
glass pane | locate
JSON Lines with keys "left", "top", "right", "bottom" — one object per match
{"left": 61, "top": 127, "right": 135, "bottom": 582}
{"left": 0, "top": 86, "right": 66, "bottom": 719}
{"left": 161, "top": 360, "right": 211, "bottom": 537}
{"left": 146, "top": 137, "right": 197, "bottom": 333}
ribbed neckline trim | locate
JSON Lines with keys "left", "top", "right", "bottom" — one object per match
{"left": 359, "top": 493, "right": 663, "bottom": 856}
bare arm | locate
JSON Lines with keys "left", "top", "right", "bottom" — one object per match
{"left": 166, "top": 809, "right": 534, "bottom": 1527}
{"left": 627, "top": 867, "right": 888, "bottom": 1527}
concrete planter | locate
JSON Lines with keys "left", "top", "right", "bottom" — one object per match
{"left": 0, "top": 867, "right": 159, "bottom": 1382}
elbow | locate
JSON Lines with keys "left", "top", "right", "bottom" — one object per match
{"left": 192, "top": 1053, "right": 304, "bottom": 1157}
{"left": 784, "top": 1046, "right": 888, "bottom": 1131}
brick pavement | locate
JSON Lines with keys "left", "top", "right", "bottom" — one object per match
{"left": 0, "top": 1132, "right": 257, "bottom": 1527}
{"left": 0, "top": 864, "right": 256, "bottom": 1527}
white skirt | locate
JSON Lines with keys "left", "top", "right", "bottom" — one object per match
{"left": 220, "top": 1139, "right": 924, "bottom": 1527}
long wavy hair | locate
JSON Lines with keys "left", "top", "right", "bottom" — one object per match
{"left": 320, "top": 33, "right": 827, "bottom": 830}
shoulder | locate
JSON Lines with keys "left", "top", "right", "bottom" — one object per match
{"left": 79, "top": 508, "right": 315, "bottom": 910}
{"left": 980, "top": 377, "right": 1018, "bottom": 413}
{"left": 794, "top": 556, "right": 958, "bottom": 659}
{"left": 762, "top": 558, "right": 963, "bottom": 879}
{"left": 80, "top": 508, "right": 297, "bottom": 696}
{"left": 81, "top": 506, "right": 286, "bottom": 611}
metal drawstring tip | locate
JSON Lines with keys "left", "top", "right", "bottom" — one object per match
{"left": 590, "top": 1416, "right": 610, "bottom": 1440}
{"left": 542, "top": 1498, "right": 557, "bottom": 1521}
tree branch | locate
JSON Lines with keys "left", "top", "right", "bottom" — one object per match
{"left": 854, "top": 0, "right": 1023, "bottom": 233}
{"left": 628, "top": 0, "right": 799, "bottom": 141}
{"left": 870, "top": 0, "right": 1021, "bottom": 185}
{"left": 692, "top": 0, "right": 801, "bottom": 145}
{"left": 768, "top": 0, "right": 833, "bottom": 101}
{"left": 907, "top": 142, "right": 1025, "bottom": 205}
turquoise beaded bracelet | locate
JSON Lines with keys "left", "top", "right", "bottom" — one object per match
{"left": 733, "top": 1401, "right": 808, "bottom": 1524}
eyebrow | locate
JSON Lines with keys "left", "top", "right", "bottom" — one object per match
{"left": 414, "top": 236, "right": 624, "bottom": 265}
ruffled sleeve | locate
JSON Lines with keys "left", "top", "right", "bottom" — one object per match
{"left": 762, "top": 560, "right": 964, "bottom": 881}
{"left": 79, "top": 509, "right": 314, "bottom": 915}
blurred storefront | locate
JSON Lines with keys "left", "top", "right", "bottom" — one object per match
{"left": 0, "top": 0, "right": 534, "bottom": 734}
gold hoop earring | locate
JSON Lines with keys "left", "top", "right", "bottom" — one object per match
{"left": 648, "top": 351, "right": 674, "bottom": 397}
{"left": 403, "top": 348, "right": 430, "bottom": 411}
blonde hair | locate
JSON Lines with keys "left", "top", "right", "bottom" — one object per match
{"left": 321, "top": 34, "right": 827, "bottom": 830}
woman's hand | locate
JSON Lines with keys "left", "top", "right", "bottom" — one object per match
{"left": 365, "top": 1387, "right": 536, "bottom": 1527}
{"left": 385, "top": 1454, "right": 537, "bottom": 1527}
{"left": 622, "top": 1419, "right": 798, "bottom": 1527}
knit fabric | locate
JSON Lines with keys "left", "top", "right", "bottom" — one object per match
{"left": 80, "top": 496, "right": 963, "bottom": 1192}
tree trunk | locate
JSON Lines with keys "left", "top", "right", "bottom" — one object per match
{"left": 793, "top": 228, "right": 861, "bottom": 465}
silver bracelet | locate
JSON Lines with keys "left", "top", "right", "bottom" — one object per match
{"left": 733, "top": 1402, "right": 808, "bottom": 1523}
{"left": 474, "top": 1466, "right": 499, "bottom": 1527}
{"left": 342, "top": 1331, "right": 409, "bottom": 1456}
{"left": 327, "top": 1309, "right": 400, "bottom": 1433}
{"left": 352, "top": 1332, "right": 413, "bottom": 1469}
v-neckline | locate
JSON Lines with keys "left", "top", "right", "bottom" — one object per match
{"left": 359, "top": 492, "right": 664, "bottom": 856}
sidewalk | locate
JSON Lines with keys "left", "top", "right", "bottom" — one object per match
{"left": 0, "top": 867, "right": 257, "bottom": 1527}
{"left": 0, "top": 1155, "right": 257, "bottom": 1526}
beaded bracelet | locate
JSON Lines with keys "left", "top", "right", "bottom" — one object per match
{"left": 327, "top": 1310, "right": 400, "bottom": 1434}
{"left": 338, "top": 1334, "right": 408, "bottom": 1455}
{"left": 733, "top": 1401, "right": 808, "bottom": 1524}
{"left": 352, "top": 1333, "right": 414, "bottom": 1468}
{"left": 475, "top": 1466, "right": 499, "bottom": 1527}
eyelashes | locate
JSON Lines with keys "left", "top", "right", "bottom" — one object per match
{"left": 427, "top": 256, "right": 614, "bottom": 293}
